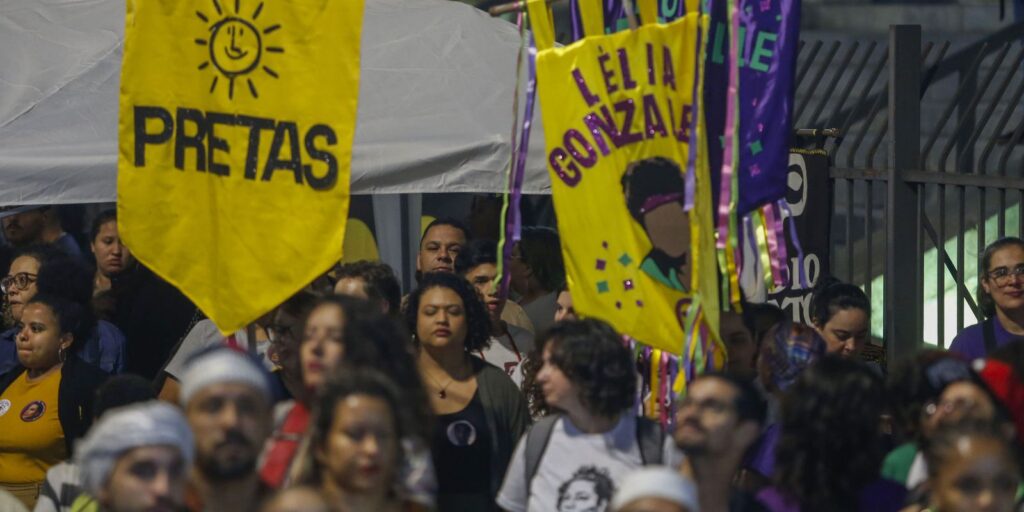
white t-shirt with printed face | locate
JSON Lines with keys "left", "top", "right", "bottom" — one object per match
{"left": 497, "top": 414, "right": 643, "bottom": 512}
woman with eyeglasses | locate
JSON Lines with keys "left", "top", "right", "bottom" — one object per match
{"left": 950, "top": 237, "right": 1024, "bottom": 359}
{"left": 0, "top": 294, "right": 108, "bottom": 509}
{"left": 1, "top": 245, "right": 126, "bottom": 376}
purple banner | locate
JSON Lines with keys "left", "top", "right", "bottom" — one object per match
{"left": 569, "top": 0, "right": 801, "bottom": 216}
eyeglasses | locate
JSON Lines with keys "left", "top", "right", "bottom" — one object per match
{"left": 923, "top": 397, "right": 977, "bottom": 418}
{"left": 986, "top": 265, "right": 1024, "bottom": 286}
{"left": 1, "top": 272, "right": 37, "bottom": 294}
{"left": 267, "top": 323, "right": 297, "bottom": 343}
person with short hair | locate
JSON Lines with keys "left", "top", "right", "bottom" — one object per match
{"left": 407, "top": 272, "right": 528, "bottom": 511}
{"left": 0, "top": 295, "right": 108, "bottom": 509}
{"left": 673, "top": 373, "right": 767, "bottom": 512}
{"left": 293, "top": 369, "right": 423, "bottom": 512}
{"left": 72, "top": 401, "right": 193, "bottom": 512}
{"left": 455, "top": 240, "right": 534, "bottom": 385}
{"left": 1, "top": 208, "right": 81, "bottom": 258}
{"left": 416, "top": 218, "right": 470, "bottom": 277}
{"left": 497, "top": 318, "right": 661, "bottom": 512}
{"left": 333, "top": 261, "right": 402, "bottom": 316}
{"left": 179, "top": 348, "right": 273, "bottom": 511}
{"left": 809, "top": 276, "right": 870, "bottom": 358}
{"left": 508, "top": 227, "right": 564, "bottom": 335}
{"left": 611, "top": 467, "right": 698, "bottom": 512}
{"left": 951, "top": 237, "right": 1024, "bottom": 358}
{"left": 553, "top": 287, "right": 575, "bottom": 323}
{"left": 265, "top": 291, "right": 319, "bottom": 403}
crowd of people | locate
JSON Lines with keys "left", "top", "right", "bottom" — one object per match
{"left": 0, "top": 205, "right": 1022, "bottom": 512}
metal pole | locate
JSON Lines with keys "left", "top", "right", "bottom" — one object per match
{"left": 886, "top": 25, "right": 923, "bottom": 363}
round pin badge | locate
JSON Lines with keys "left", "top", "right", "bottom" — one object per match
{"left": 0, "top": 399, "right": 10, "bottom": 417}
{"left": 20, "top": 401, "right": 46, "bottom": 422}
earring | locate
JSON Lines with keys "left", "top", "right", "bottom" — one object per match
{"left": 58, "top": 346, "right": 67, "bottom": 363}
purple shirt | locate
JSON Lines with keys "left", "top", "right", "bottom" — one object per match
{"left": 746, "top": 423, "right": 780, "bottom": 479}
{"left": 756, "top": 479, "right": 907, "bottom": 512}
{"left": 949, "top": 318, "right": 1022, "bottom": 360}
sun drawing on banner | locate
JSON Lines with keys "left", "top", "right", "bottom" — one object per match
{"left": 194, "top": 0, "right": 285, "bottom": 100}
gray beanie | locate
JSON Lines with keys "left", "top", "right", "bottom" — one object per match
{"left": 75, "top": 401, "right": 194, "bottom": 496}
{"left": 178, "top": 348, "right": 272, "bottom": 406}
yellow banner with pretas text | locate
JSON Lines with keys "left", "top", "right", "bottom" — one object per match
{"left": 118, "top": 0, "right": 363, "bottom": 333}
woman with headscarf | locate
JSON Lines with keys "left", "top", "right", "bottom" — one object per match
{"left": 72, "top": 401, "right": 193, "bottom": 512}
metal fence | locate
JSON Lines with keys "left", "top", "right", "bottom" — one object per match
{"left": 792, "top": 22, "right": 1024, "bottom": 361}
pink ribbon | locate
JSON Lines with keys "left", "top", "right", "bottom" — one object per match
{"left": 716, "top": 0, "right": 742, "bottom": 249}
{"left": 762, "top": 203, "right": 785, "bottom": 289}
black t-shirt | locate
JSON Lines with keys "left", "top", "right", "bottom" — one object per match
{"left": 432, "top": 390, "right": 494, "bottom": 510}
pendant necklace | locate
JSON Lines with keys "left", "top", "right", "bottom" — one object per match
{"left": 426, "top": 372, "right": 455, "bottom": 399}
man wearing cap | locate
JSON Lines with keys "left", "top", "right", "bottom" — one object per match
{"left": 1, "top": 207, "right": 82, "bottom": 258}
{"left": 178, "top": 347, "right": 274, "bottom": 511}
{"left": 73, "top": 401, "right": 194, "bottom": 512}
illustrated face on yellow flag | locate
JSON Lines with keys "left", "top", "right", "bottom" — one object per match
{"left": 118, "top": 0, "right": 363, "bottom": 333}
{"left": 529, "top": 0, "right": 719, "bottom": 354}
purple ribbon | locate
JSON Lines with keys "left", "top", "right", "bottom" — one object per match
{"left": 780, "top": 199, "right": 808, "bottom": 288}
{"left": 499, "top": 29, "right": 538, "bottom": 299}
{"left": 683, "top": 18, "right": 704, "bottom": 212}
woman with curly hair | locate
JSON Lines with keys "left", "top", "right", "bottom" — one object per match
{"left": 757, "top": 356, "right": 906, "bottom": 512}
{"left": 497, "top": 318, "right": 662, "bottom": 512}
{"left": 405, "top": 272, "right": 529, "bottom": 511}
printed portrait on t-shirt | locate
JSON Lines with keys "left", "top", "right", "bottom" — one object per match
{"left": 621, "top": 157, "right": 691, "bottom": 293}
{"left": 446, "top": 420, "right": 478, "bottom": 447}
{"left": 556, "top": 465, "right": 615, "bottom": 512}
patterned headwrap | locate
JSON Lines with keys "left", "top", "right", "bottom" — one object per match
{"left": 763, "top": 320, "right": 827, "bottom": 392}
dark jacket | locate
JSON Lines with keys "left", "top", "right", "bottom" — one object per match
{"left": 472, "top": 357, "right": 531, "bottom": 501}
{"left": 109, "top": 263, "right": 198, "bottom": 381}
{"left": 0, "top": 356, "right": 109, "bottom": 454}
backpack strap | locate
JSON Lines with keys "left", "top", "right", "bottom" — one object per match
{"left": 524, "top": 414, "right": 561, "bottom": 497}
{"left": 983, "top": 317, "right": 998, "bottom": 355}
{"left": 635, "top": 416, "right": 665, "bottom": 465}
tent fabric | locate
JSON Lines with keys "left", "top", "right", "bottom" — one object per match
{"left": 0, "top": 0, "right": 551, "bottom": 206}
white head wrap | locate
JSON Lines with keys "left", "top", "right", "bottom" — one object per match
{"left": 610, "top": 467, "right": 699, "bottom": 511}
{"left": 178, "top": 348, "right": 272, "bottom": 406}
{"left": 75, "top": 401, "right": 194, "bottom": 496}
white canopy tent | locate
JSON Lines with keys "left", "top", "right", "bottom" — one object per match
{"left": 0, "top": 0, "right": 551, "bottom": 204}
{"left": 0, "top": 0, "right": 552, "bottom": 285}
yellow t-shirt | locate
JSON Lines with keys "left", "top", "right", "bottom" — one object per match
{"left": 0, "top": 370, "right": 66, "bottom": 484}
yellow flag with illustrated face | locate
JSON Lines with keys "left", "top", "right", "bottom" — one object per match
{"left": 118, "top": 0, "right": 363, "bottom": 333}
{"left": 528, "top": 0, "right": 720, "bottom": 359}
